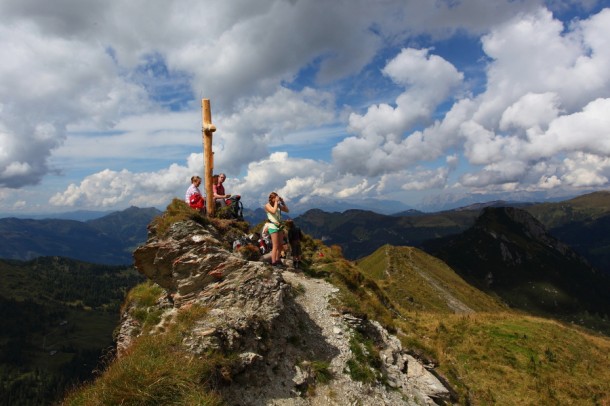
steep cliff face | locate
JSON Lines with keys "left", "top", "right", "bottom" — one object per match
{"left": 121, "top": 219, "right": 453, "bottom": 405}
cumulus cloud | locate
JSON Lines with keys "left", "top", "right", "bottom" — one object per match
{"left": 499, "top": 92, "right": 561, "bottom": 132}
{"left": 49, "top": 155, "right": 201, "bottom": 208}
{"left": 334, "top": 48, "right": 464, "bottom": 176}
{"left": 232, "top": 152, "right": 332, "bottom": 205}
{"left": 331, "top": 6, "right": 610, "bottom": 201}
{"left": 422, "top": 8, "right": 610, "bottom": 195}
{"left": 525, "top": 97, "right": 610, "bottom": 159}
{"left": 2, "top": 1, "right": 610, "bottom": 213}
{"left": 213, "top": 87, "right": 336, "bottom": 176}
{"left": 0, "top": 18, "right": 151, "bottom": 189}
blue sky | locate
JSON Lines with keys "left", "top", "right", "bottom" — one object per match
{"left": 1, "top": 0, "right": 610, "bottom": 215}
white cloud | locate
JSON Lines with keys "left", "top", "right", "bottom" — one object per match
{"left": 499, "top": 92, "right": 561, "bottom": 132}
{"left": 560, "top": 153, "right": 610, "bottom": 188}
{"left": 526, "top": 97, "right": 610, "bottom": 159}
{"left": 0, "top": 18, "right": 151, "bottom": 188}
{"left": 380, "top": 167, "right": 451, "bottom": 192}
{"left": 214, "top": 87, "right": 336, "bottom": 175}
{"left": 49, "top": 157, "right": 199, "bottom": 208}
{"left": 232, "top": 152, "right": 331, "bottom": 205}
{"left": 430, "top": 7, "right": 610, "bottom": 194}
{"left": 2, "top": 1, "right": 610, "bottom": 213}
{"left": 334, "top": 48, "right": 464, "bottom": 176}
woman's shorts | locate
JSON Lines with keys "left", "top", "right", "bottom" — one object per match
{"left": 268, "top": 224, "right": 283, "bottom": 234}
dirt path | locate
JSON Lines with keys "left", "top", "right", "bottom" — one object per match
{"left": 280, "top": 270, "right": 418, "bottom": 405}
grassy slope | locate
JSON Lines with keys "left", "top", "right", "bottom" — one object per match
{"left": 355, "top": 244, "right": 610, "bottom": 405}
{"left": 526, "top": 190, "right": 610, "bottom": 227}
{"left": 421, "top": 207, "right": 610, "bottom": 336}
{"left": 525, "top": 191, "right": 610, "bottom": 275}
{"left": 404, "top": 312, "right": 610, "bottom": 405}
{"left": 357, "top": 245, "right": 506, "bottom": 313}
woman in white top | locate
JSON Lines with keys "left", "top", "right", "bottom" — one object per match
{"left": 185, "top": 176, "right": 204, "bottom": 211}
{"left": 185, "top": 176, "right": 202, "bottom": 202}
{"left": 265, "top": 191, "right": 289, "bottom": 267}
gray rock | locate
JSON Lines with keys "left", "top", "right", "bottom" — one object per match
{"left": 118, "top": 218, "right": 456, "bottom": 405}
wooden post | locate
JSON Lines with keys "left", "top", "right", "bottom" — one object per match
{"left": 201, "top": 99, "right": 216, "bottom": 216}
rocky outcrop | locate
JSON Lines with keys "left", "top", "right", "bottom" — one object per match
{"left": 122, "top": 219, "right": 453, "bottom": 405}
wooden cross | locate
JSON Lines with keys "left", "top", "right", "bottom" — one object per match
{"left": 201, "top": 98, "right": 216, "bottom": 216}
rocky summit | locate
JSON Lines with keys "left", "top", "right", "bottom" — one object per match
{"left": 122, "top": 218, "right": 453, "bottom": 405}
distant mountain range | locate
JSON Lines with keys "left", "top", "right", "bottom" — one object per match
{"left": 3, "top": 192, "right": 609, "bottom": 273}
{"left": 294, "top": 191, "right": 610, "bottom": 274}
{"left": 0, "top": 206, "right": 161, "bottom": 265}
{"left": 0, "top": 209, "right": 115, "bottom": 221}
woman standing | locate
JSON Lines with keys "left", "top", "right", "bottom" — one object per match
{"left": 265, "top": 192, "right": 289, "bottom": 267}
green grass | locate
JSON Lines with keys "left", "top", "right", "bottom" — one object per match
{"left": 149, "top": 198, "right": 210, "bottom": 237}
{"left": 526, "top": 190, "right": 610, "bottom": 227}
{"left": 346, "top": 332, "right": 384, "bottom": 384}
{"left": 310, "top": 360, "right": 332, "bottom": 384}
{"left": 357, "top": 245, "right": 506, "bottom": 313}
{"left": 125, "top": 280, "right": 165, "bottom": 308}
{"left": 394, "top": 312, "right": 610, "bottom": 405}
{"left": 62, "top": 304, "right": 229, "bottom": 406}
{"left": 316, "top": 242, "right": 610, "bottom": 404}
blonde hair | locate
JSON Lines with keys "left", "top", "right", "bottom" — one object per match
{"left": 190, "top": 176, "right": 201, "bottom": 183}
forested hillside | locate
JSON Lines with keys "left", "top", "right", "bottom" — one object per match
{"left": 0, "top": 257, "right": 143, "bottom": 406}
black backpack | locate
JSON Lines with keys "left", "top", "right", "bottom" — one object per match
{"left": 225, "top": 195, "right": 243, "bottom": 220}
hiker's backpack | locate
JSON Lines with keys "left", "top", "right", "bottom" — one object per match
{"left": 232, "top": 237, "right": 247, "bottom": 251}
{"left": 189, "top": 193, "right": 205, "bottom": 211}
{"left": 225, "top": 195, "right": 243, "bottom": 220}
{"left": 289, "top": 226, "right": 302, "bottom": 243}
{"left": 234, "top": 233, "right": 260, "bottom": 252}
{"left": 258, "top": 235, "right": 272, "bottom": 254}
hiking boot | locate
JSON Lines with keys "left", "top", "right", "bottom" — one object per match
{"left": 272, "top": 261, "right": 285, "bottom": 268}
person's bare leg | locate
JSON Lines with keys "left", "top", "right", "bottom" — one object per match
{"left": 271, "top": 232, "right": 280, "bottom": 263}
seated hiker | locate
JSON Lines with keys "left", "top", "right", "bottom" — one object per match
{"left": 286, "top": 220, "right": 304, "bottom": 269}
{"left": 213, "top": 173, "right": 231, "bottom": 206}
{"left": 213, "top": 172, "right": 243, "bottom": 219}
{"left": 185, "top": 175, "right": 205, "bottom": 212}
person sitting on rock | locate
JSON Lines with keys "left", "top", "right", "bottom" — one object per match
{"left": 185, "top": 175, "right": 205, "bottom": 212}
{"left": 213, "top": 173, "right": 231, "bottom": 206}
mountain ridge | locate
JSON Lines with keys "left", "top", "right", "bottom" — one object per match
{"left": 0, "top": 206, "right": 161, "bottom": 265}
{"left": 63, "top": 200, "right": 610, "bottom": 405}
{"left": 422, "top": 206, "right": 610, "bottom": 333}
